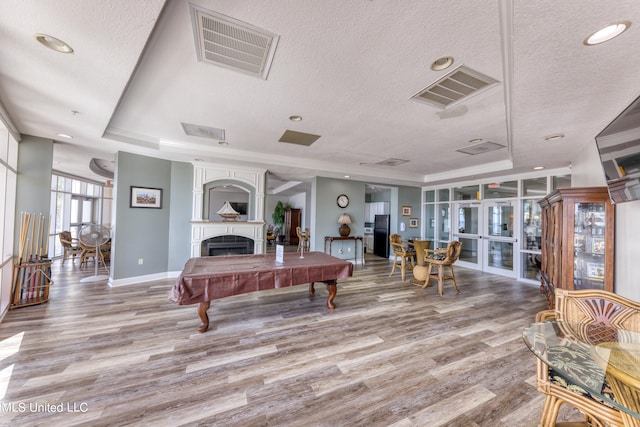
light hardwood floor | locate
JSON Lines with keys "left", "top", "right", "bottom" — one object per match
{"left": 0, "top": 253, "right": 584, "bottom": 426}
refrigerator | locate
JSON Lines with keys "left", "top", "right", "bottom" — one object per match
{"left": 373, "top": 214, "right": 390, "bottom": 258}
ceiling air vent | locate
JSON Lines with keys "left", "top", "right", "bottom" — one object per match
{"left": 456, "top": 141, "right": 505, "bottom": 155}
{"left": 375, "top": 158, "right": 410, "bottom": 166}
{"left": 181, "top": 122, "right": 225, "bottom": 140}
{"left": 190, "top": 4, "right": 279, "bottom": 79}
{"left": 411, "top": 65, "right": 499, "bottom": 109}
{"left": 279, "top": 130, "right": 321, "bottom": 146}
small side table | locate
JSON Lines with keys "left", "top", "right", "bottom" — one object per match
{"left": 324, "top": 236, "right": 365, "bottom": 265}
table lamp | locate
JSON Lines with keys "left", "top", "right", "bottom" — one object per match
{"left": 338, "top": 213, "right": 352, "bottom": 237}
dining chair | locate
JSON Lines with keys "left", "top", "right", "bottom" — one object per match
{"left": 266, "top": 227, "right": 279, "bottom": 246}
{"left": 388, "top": 234, "right": 416, "bottom": 282}
{"left": 296, "top": 226, "right": 310, "bottom": 252}
{"left": 534, "top": 288, "right": 640, "bottom": 427}
{"left": 59, "top": 231, "right": 82, "bottom": 265}
{"left": 422, "top": 240, "right": 462, "bottom": 295}
{"left": 79, "top": 240, "right": 108, "bottom": 269}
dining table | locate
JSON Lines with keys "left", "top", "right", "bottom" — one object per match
{"left": 522, "top": 320, "right": 640, "bottom": 426}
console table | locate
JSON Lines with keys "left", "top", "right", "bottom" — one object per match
{"left": 324, "top": 236, "right": 364, "bottom": 265}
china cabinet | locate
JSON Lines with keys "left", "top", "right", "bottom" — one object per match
{"left": 285, "top": 208, "right": 301, "bottom": 245}
{"left": 538, "top": 187, "right": 615, "bottom": 308}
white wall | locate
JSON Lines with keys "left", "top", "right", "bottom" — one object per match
{"left": 289, "top": 192, "right": 308, "bottom": 228}
{"left": 572, "top": 141, "right": 640, "bottom": 300}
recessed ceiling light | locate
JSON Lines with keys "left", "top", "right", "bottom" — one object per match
{"left": 431, "top": 56, "right": 454, "bottom": 71}
{"left": 544, "top": 133, "right": 565, "bottom": 141}
{"left": 533, "top": 166, "right": 545, "bottom": 170}
{"left": 56, "top": 133, "right": 73, "bottom": 139}
{"left": 469, "top": 138, "right": 483, "bottom": 144}
{"left": 584, "top": 21, "right": 631, "bottom": 45}
{"left": 289, "top": 115, "right": 302, "bottom": 122}
{"left": 34, "top": 33, "right": 74, "bottom": 53}
{"left": 344, "top": 175, "right": 350, "bottom": 178}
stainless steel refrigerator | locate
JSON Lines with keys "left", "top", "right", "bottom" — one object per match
{"left": 373, "top": 214, "right": 390, "bottom": 258}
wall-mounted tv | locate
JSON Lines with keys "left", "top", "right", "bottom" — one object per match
{"left": 595, "top": 94, "right": 640, "bottom": 204}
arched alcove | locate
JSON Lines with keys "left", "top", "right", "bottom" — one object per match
{"left": 190, "top": 164, "right": 266, "bottom": 257}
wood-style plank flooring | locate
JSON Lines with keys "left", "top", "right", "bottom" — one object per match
{"left": 0, "top": 252, "right": 584, "bottom": 426}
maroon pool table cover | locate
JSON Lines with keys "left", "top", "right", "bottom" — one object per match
{"left": 169, "top": 251, "right": 353, "bottom": 305}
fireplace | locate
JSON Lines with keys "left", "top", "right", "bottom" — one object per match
{"left": 190, "top": 164, "right": 267, "bottom": 258}
{"left": 202, "top": 235, "right": 254, "bottom": 256}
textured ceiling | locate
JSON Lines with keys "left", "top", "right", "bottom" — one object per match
{"left": 1, "top": 0, "right": 639, "bottom": 194}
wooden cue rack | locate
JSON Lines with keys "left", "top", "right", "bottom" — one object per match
{"left": 10, "top": 212, "right": 53, "bottom": 309}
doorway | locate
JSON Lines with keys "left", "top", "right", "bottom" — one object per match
{"left": 453, "top": 200, "right": 518, "bottom": 278}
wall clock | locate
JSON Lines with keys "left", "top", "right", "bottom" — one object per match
{"left": 337, "top": 194, "right": 349, "bottom": 208}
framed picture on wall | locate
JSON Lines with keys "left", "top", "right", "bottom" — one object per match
{"left": 409, "top": 218, "right": 419, "bottom": 228}
{"left": 130, "top": 186, "right": 162, "bottom": 208}
{"left": 402, "top": 206, "right": 412, "bottom": 216}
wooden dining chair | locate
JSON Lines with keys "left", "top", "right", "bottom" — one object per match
{"left": 422, "top": 240, "right": 462, "bottom": 295}
{"left": 296, "top": 226, "right": 310, "bottom": 252}
{"left": 389, "top": 234, "right": 416, "bottom": 282}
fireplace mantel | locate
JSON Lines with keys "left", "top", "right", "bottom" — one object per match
{"left": 190, "top": 164, "right": 266, "bottom": 257}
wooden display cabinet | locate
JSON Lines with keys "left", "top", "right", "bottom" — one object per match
{"left": 538, "top": 187, "right": 615, "bottom": 309}
{"left": 284, "top": 208, "right": 302, "bottom": 245}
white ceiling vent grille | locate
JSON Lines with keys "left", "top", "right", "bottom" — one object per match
{"left": 181, "top": 122, "right": 225, "bottom": 140}
{"left": 375, "top": 158, "right": 410, "bottom": 166}
{"left": 190, "top": 4, "right": 279, "bottom": 79}
{"left": 456, "top": 141, "right": 505, "bottom": 155}
{"left": 411, "top": 65, "right": 499, "bottom": 109}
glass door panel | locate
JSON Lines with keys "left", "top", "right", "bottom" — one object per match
{"left": 522, "top": 199, "right": 542, "bottom": 281}
{"left": 483, "top": 201, "right": 517, "bottom": 277}
{"left": 453, "top": 203, "right": 481, "bottom": 268}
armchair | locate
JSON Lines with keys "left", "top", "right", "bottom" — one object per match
{"left": 59, "top": 231, "right": 82, "bottom": 264}
{"left": 534, "top": 288, "right": 640, "bottom": 427}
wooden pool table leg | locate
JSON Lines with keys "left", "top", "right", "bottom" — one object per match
{"left": 309, "top": 281, "right": 337, "bottom": 309}
{"left": 325, "top": 281, "right": 337, "bottom": 309}
{"left": 197, "top": 301, "right": 211, "bottom": 333}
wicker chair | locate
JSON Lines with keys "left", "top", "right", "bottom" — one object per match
{"left": 535, "top": 288, "right": 640, "bottom": 427}
{"left": 266, "top": 227, "right": 279, "bottom": 246}
{"left": 422, "top": 240, "right": 462, "bottom": 295}
{"left": 296, "top": 226, "right": 310, "bottom": 252}
{"left": 59, "top": 231, "right": 82, "bottom": 264}
{"left": 389, "top": 234, "right": 415, "bottom": 282}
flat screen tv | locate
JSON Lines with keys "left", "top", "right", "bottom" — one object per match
{"left": 595, "top": 94, "right": 640, "bottom": 203}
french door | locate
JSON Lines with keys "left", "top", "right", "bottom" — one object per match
{"left": 483, "top": 201, "right": 517, "bottom": 277}
{"left": 70, "top": 196, "right": 96, "bottom": 238}
{"left": 453, "top": 200, "right": 518, "bottom": 277}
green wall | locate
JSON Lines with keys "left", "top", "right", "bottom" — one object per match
{"left": 168, "top": 161, "right": 193, "bottom": 271}
{"left": 15, "top": 135, "right": 53, "bottom": 254}
{"left": 311, "top": 177, "right": 366, "bottom": 260}
{"left": 112, "top": 152, "right": 173, "bottom": 280}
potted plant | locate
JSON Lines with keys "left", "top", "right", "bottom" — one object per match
{"left": 272, "top": 201, "right": 291, "bottom": 242}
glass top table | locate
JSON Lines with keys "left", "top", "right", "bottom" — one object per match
{"left": 522, "top": 320, "right": 640, "bottom": 424}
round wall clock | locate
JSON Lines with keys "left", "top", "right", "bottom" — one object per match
{"left": 337, "top": 194, "right": 349, "bottom": 208}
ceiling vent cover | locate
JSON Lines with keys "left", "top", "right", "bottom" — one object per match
{"left": 181, "top": 122, "right": 225, "bottom": 140}
{"left": 411, "top": 65, "right": 498, "bottom": 109}
{"left": 456, "top": 141, "right": 505, "bottom": 155}
{"left": 375, "top": 158, "right": 410, "bottom": 166}
{"left": 279, "top": 130, "right": 321, "bottom": 146}
{"left": 190, "top": 4, "right": 279, "bottom": 79}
